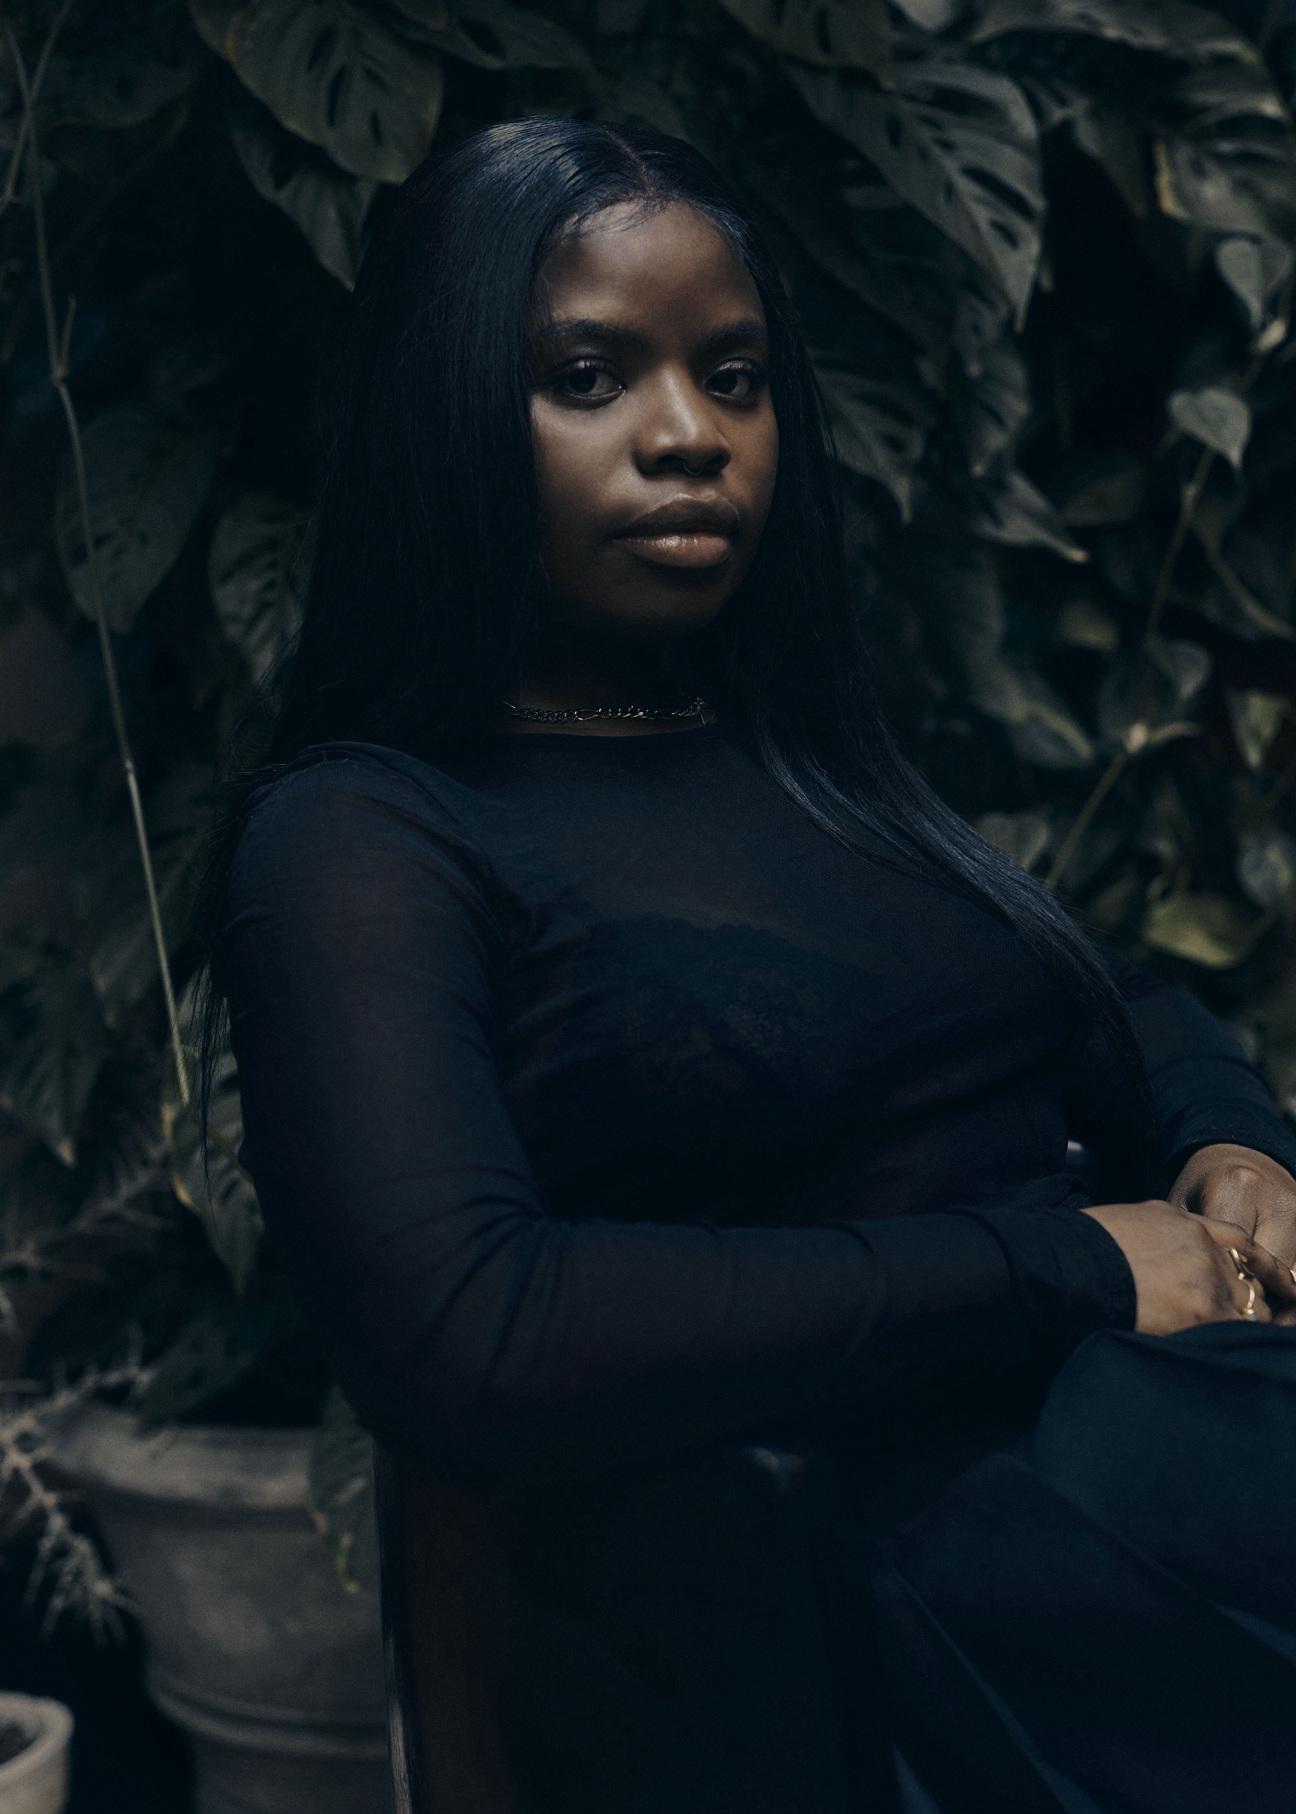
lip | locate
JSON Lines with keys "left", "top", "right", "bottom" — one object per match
{"left": 613, "top": 498, "right": 739, "bottom": 571}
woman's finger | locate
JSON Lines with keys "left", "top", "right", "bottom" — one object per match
{"left": 1203, "top": 1219, "right": 1287, "bottom": 1316}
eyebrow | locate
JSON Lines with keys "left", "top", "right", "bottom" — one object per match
{"left": 532, "top": 316, "right": 769, "bottom": 360}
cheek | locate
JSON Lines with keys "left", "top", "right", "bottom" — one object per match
{"left": 744, "top": 409, "right": 779, "bottom": 530}
{"left": 532, "top": 406, "right": 615, "bottom": 550}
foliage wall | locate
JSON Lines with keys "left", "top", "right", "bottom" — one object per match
{"left": 3, "top": 0, "right": 1296, "bottom": 1446}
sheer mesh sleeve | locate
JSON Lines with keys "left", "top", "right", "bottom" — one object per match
{"left": 217, "top": 754, "right": 1133, "bottom": 1480}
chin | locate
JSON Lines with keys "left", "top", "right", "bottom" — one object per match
{"left": 568, "top": 581, "right": 735, "bottom": 643}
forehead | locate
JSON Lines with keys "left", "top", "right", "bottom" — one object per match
{"left": 534, "top": 201, "right": 765, "bottom": 328}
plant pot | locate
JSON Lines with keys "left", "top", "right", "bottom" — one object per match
{"left": 50, "top": 1405, "right": 394, "bottom": 1814}
{"left": 0, "top": 1693, "right": 74, "bottom": 1814}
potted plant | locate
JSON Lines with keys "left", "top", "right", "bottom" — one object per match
{"left": 0, "top": 1691, "right": 75, "bottom": 1814}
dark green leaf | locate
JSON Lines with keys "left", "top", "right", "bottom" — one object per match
{"left": 1096, "top": 636, "right": 1210, "bottom": 745}
{"left": 1055, "top": 598, "right": 1119, "bottom": 651}
{"left": 307, "top": 1386, "right": 379, "bottom": 1593}
{"left": 1238, "top": 833, "right": 1296, "bottom": 912}
{"left": 1056, "top": 455, "right": 1147, "bottom": 526}
{"left": 230, "top": 105, "right": 377, "bottom": 287}
{"left": 162, "top": 982, "right": 263, "bottom": 1293}
{"left": 1071, "top": 107, "right": 1153, "bottom": 217}
{"left": 54, "top": 405, "right": 219, "bottom": 634}
{"left": 1153, "top": 62, "right": 1296, "bottom": 241}
{"left": 949, "top": 332, "right": 1030, "bottom": 474}
{"left": 383, "top": 0, "right": 592, "bottom": 71}
{"left": 40, "top": 37, "right": 206, "bottom": 129}
{"left": 747, "top": 157, "right": 961, "bottom": 363}
{"left": 967, "top": 463, "right": 1088, "bottom": 560}
{"left": 134, "top": 1295, "right": 291, "bottom": 1421}
{"left": 891, "top": 0, "right": 965, "bottom": 29}
{"left": 971, "top": 0, "right": 1258, "bottom": 64}
{"left": 717, "top": 0, "right": 892, "bottom": 80}
{"left": 208, "top": 494, "right": 309, "bottom": 682}
{"left": 1143, "top": 889, "right": 1266, "bottom": 967}
{"left": 975, "top": 808, "right": 1051, "bottom": 869}
{"left": 1227, "top": 687, "right": 1288, "bottom": 768}
{"left": 936, "top": 545, "right": 1094, "bottom": 765}
{"left": 1168, "top": 384, "right": 1250, "bottom": 466}
{"left": 0, "top": 962, "right": 110, "bottom": 1167}
{"left": 199, "top": 0, "right": 445, "bottom": 184}
{"left": 811, "top": 351, "right": 933, "bottom": 514}
{"left": 1214, "top": 235, "right": 1293, "bottom": 336}
{"left": 788, "top": 53, "right": 1044, "bottom": 315}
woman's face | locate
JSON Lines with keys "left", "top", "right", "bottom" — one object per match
{"left": 529, "top": 201, "right": 779, "bottom": 645}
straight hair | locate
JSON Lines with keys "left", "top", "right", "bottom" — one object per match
{"left": 202, "top": 116, "right": 1153, "bottom": 1186}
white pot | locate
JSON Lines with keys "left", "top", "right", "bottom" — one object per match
{"left": 50, "top": 1406, "right": 394, "bottom": 1814}
{"left": 0, "top": 1694, "right": 73, "bottom": 1814}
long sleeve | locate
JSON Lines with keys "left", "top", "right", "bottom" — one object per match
{"left": 217, "top": 755, "right": 1133, "bottom": 1482}
{"left": 1104, "top": 950, "right": 1296, "bottom": 1184}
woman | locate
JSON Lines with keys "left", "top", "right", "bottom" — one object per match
{"left": 210, "top": 119, "right": 1296, "bottom": 1812}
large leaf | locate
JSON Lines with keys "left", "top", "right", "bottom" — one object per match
{"left": 386, "top": 0, "right": 592, "bottom": 70}
{"left": 971, "top": 0, "right": 1259, "bottom": 64}
{"left": 196, "top": 0, "right": 444, "bottom": 184}
{"left": 788, "top": 54, "right": 1043, "bottom": 315}
{"left": 1055, "top": 455, "right": 1147, "bottom": 526}
{"left": 54, "top": 405, "right": 219, "bottom": 635}
{"left": 717, "top": 0, "right": 892, "bottom": 81}
{"left": 1071, "top": 107, "right": 1154, "bottom": 217}
{"left": 230, "top": 105, "right": 377, "bottom": 287}
{"left": 1227, "top": 688, "right": 1288, "bottom": 769}
{"left": 78, "top": 765, "right": 214, "bottom": 1029}
{"left": 308, "top": 1386, "right": 379, "bottom": 1593}
{"left": 811, "top": 352, "right": 933, "bottom": 515}
{"left": 1152, "top": 62, "right": 1296, "bottom": 241}
{"left": 40, "top": 36, "right": 206, "bottom": 129}
{"left": 975, "top": 808, "right": 1051, "bottom": 870}
{"left": 951, "top": 268, "right": 1013, "bottom": 377}
{"left": 966, "top": 463, "right": 1088, "bottom": 561}
{"left": 935, "top": 545, "right": 1094, "bottom": 767}
{"left": 1097, "top": 636, "right": 1210, "bottom": 746}
{"left": 1214, "top": 235, "right": 1293, "bottom": 340}
{"left": 891, "top": 0, "right": 965, "bottom": 28}
{"left": 133, "top": 1292, "right": 297, "bottom": 1422}
{"left": 1168, "top": 384, "right": 1250, "bottom": 467}
{"left": 949, "top": 332, "right": 1030, "bottom": 475}
{"left": 749, "top": 152, "right": 962, "bottom": 363}
{"left": 209, "top": 494, "right": 310, "bottom": 683}
{"left": 0, "top": 962, "right": 110, "bottom": 1167}
{"left": 1143, "top": 890, "right": 1266, "bottom": 968}
{"left": 162, "top": 983, "right": 263, "bottom": 1293}
{"left": 1238, "top": 833, "right": 1296, "bottom": 914}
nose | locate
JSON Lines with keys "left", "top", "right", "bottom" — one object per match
{"left": 634, "top": 368, "right": 729, "bottom": 479}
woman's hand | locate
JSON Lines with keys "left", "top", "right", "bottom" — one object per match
{"left": 1080, "top": 1199, "right": 1296, "bottom": 1334}
{"left": 1168, "top": 1143, "right": 1296, "bottom": 1278}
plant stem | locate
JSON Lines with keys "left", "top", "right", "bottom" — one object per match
{"left": 0, "top": 0, "right": 72, "bottom": 215}
{"left": 1043, "top": 745, "right": 1130, "bottom": 894}
{"left": 1144, "top": 441, "right": 1214, "bottom": 650}
{"left": 3, "top": 22, "right": 191, "bottom": 1108}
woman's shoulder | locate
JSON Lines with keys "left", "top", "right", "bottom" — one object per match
{"left": 231, "top": 741, "right": 499, "bottom": 907}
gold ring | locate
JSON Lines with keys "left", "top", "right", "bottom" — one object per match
{"left": 1241, "top": 1279, "right": 1259, "bottom": 1321}
{"left": 1226, "top": 1247, "right": 1254, "bottom": 1283}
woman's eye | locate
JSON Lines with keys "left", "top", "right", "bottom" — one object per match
{"left": 707, "top": 362, "right": 765, "bottom": 402}
{"left": 553, "top": 361, "right": 622, "bottom": 401}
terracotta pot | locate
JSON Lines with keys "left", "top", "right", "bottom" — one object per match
{"left": 51, "top": 1405, "right": 394, "bottom": 1814}
{"left": 0, "top": 1692, "right": 73, "bottom": 1814}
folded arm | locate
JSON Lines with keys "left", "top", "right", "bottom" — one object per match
{"left": 1092, "top": 950, "right": 1296, "bottom": 1274}
{"left": 216, "top": 754, "right": 1134, "bottom": 1481}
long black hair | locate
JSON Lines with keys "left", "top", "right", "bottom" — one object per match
{"left": 205, "top": 115, "right": 1152, "bottom": 1176}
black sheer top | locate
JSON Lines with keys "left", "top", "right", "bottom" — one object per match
{"left": 216, "top": 722, "right": 1296, "bottom": 1812}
